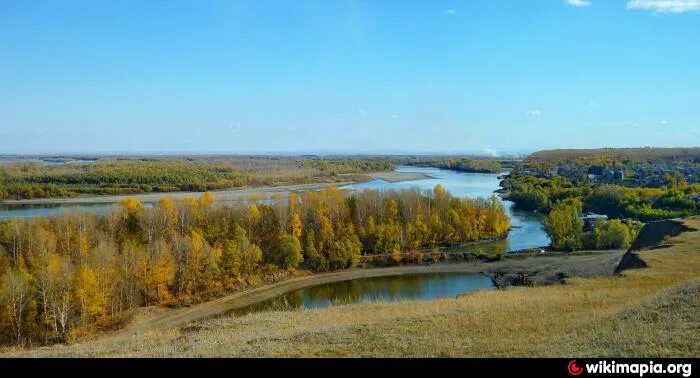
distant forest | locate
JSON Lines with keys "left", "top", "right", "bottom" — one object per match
{"left": 529, "top": 147, "right": 700, "bottom": 163}
{"left": 390, "top": 156, "right": 513, "bottom": 173}
{"left": 0, "top": 157, "right": 394, "bottom": 200}
{"left": 0, "top": 155, "right": 515, "bottom": 201}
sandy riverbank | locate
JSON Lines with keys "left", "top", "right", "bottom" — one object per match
{"left": 0, "top": 182, "right": 353, "bottom": 206}
{"left": 368, "top": 171, "right": 434, "bottom": 183}
{"left": 0, "top": 171, "right": 433, "bottom": 206}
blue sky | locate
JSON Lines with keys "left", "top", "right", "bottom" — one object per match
{"left": 1, "top": 0, "right": 699, "bottom": 155}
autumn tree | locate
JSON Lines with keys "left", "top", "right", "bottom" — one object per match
{"left": 140, "top": 239, "right": 175, "bottom": 305}
{"left": 73, "top": 266, "right": 102, "bottom": 323}
{"left": 120, "top": 198, "right": 145, "bottom": 236}
{"left": 220, "top": 225, "right": 263, "bottom": 289}
{"left": 302, "top": 228, "right": 326, "bottom": 271}
{"left": 267, "top": 234, "right": 302, "bottom": 270}
{"left": 545, "top": 198, "right": 584, "bottom": 251}
{"left": 49, "top": 255, "right": 74, "bottom": 342}
{"left": 0, "top": 268, "right": 32, "bottom": 344}
{"left": 594, "top": 219, "right": 634, "bottom": 250}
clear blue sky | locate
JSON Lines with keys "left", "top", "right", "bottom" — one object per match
{"left": 1, "top": 0, "right": 699, "bottom": 155}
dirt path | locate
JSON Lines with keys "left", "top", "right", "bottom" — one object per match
{"left": 110, "top": 250, "right": 625, "bottom": 341}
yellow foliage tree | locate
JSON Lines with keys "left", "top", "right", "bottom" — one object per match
{"left": 291, "top": 213, "right": 303, "bottom": 239}
{"left": 141, "top": 240, "right": 175, "bottom": 305}
{"left": 73, "top": 266, "right": 103, "bottom": 322}
{"left": 198, "top": 192, "right": 214, "bottom": 207}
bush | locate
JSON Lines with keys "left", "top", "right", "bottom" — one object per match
{"left": 594, "top": 219, "right": 632, "bottom": 249}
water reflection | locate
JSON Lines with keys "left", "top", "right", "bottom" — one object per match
{"left": 231, "top": 272, "right": 494, "bottom": 315}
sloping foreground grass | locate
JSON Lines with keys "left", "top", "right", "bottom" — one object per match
{"left": 6, "top": 218, "right": 700, "bottom": 357}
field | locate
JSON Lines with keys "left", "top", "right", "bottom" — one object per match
{"left": 5, "top": 217, "right": 698, "bottom": 357}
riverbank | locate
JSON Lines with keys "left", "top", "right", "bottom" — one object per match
{"left": 9, "top": 248, "right": 625, "bottom": 350}
{"left": 0, "top": 170, "right": 434, "bottom": 206}
{"left": 0, "top": 181, "right": 354, "bottom": 206}
{"left": 368, "top": 171, "right": 434, "bottom": 183}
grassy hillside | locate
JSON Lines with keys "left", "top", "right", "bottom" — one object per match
{"left": 6, "top": 217, "right": 699, "bottom": 357}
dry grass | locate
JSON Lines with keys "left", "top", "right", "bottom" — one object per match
{"left": 6, "top": 218, "right": 700, "bottom": 357}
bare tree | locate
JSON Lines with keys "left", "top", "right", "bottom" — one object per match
{"left": 51, "top": 256, "right": 75, "bottom": 342}
{"left": 1, "top": 268, "right": 32, "bottom": 344}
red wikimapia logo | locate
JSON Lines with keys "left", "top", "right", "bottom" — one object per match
{"left": 569, "top": 360, "right": 584, "bottom": 376}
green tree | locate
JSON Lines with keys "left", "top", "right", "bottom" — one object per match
{"left": 594, "top": 219, "right": 633, "bottom": 250}
{"left": 545, "top": 198, "right": 584, "bottom": 251}
{"left": 302, "top": 228, "right": 326, "bottom": 271}
{"left": 267, "top": 234, "right": 303, "bottom": 270}
{"left": 221, "top": 225, "right": 262, "bottom": 280}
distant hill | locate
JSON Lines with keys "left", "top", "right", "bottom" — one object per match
{"left": 529, "top": 147, "right": 700, "bottom": 163}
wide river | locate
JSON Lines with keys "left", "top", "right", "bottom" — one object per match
{"left": 0, "top": 166, "right": 550, "bottom": 253}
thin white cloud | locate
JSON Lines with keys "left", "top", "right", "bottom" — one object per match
{"left": 629, "top": 122, "right": 641, "bottom": 128}
{"left": 358, "top": 109, "right": 367, "bottom": 115}
{"left": 446, "top": 9, "right": 457, "bottom": 15}
{"left": 483, "top": 147, "right": 499, "bottom": 157}
{"left": 660, "top": 120, "right": 669, "bottom": 125}
{"left": 391, "top": 115, "right": 399, "bottom": 120}
{"left": 527, "top": 110, "right": 543, "bottom": 117}
{"left": 627, "top": 0, "right": 700, "bottom": 13}
{"left": 566, "top": 0, "right": 592, "bottom": 7}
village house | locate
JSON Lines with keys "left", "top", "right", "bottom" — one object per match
{"left": 580, "top": 212, "right": 608, "bottom": 231}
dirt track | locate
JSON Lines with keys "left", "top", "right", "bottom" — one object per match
{"left": 110, "top": 250, "right": 625, "bottom": 341}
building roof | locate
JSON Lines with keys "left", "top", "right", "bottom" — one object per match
{"left": 580, "top": 212, "right": 608, "bottom": 219}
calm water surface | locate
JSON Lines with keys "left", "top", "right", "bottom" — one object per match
{"left": 231, "top": 272, "right": 494, "bottom": 315}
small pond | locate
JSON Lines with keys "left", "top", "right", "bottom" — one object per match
{"left": 231, "top": 272, "right": 494, "bottom": 315}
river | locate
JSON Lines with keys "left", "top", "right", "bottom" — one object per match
{"left": 0, "top": 166, "right": 550, "bottom": 253}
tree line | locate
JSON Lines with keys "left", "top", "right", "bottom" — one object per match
{"left": 0, "top": 158, "right": 395, "bottom": 200}
{"left": 545, "top": 198, "right": 643, "bottom": 251}
{"left": 393, "top": 157, "right": 503, "bottom": 173}
{"left": 503, "top": 172, "right": 699, "bottom": 221}
{"left": 0, "top": 185, "right": 509, "bottom": 346}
